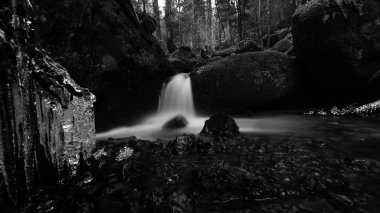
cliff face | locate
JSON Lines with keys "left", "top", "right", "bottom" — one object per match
{"left": 0, "top": 8, "right": 95, "bottom": 206}
{"left": 32, "top": 0, "right": 173, "bottom": 131}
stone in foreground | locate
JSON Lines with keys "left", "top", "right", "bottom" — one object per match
{"left": 200, "top": 113, "right": 240, "bottom": 138}
{"left": 162, "top": 114, "right": 189, "bottom": 129}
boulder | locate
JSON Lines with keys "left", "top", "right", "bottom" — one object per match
{"left": 191, "top": 51, "right": 297, "bottom": 111}
{"left": 195, "top": 56, "right": 223, "bottom": 68}
{"left": 167, "top": 134, "right": 202, "bottom": 154}
{"left": 213, "top": 39, "right": 262, "bottom": 57}
{"left": 162, "top": 115, "right": 189, "bottom": 129}
{"left": 367, "top": 71, "right": 380, "bottom": 99}
{"left": 262, "top": 28, "right": 291, "bottom": 48}
{"left": 169, "top": 46, "right": 198, "bottom": 73}
{"left": 138, "top": 12, "right": 157, "bottom": 34}
{"left": 32, "top": 0, "right": 173, "bottom": 131}
{"left": 292, "top": 0, "right": 380, "bottom": 98}
{"left": 271, "top": 38, "right": 293, "bottom": 55}
{"left": 200, "top": 113, "right": 240, "bottom": 138}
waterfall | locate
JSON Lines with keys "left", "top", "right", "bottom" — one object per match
{"left": 157, "top": 73, "right": 195, "bottom": 118}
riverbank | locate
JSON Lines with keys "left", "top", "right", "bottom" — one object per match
{"left": 16, "top": 114, "right": 380, "bottom": 213}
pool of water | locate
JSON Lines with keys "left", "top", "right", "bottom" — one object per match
{"left": 95, "top": 113, "right": 380, "bottom": 212}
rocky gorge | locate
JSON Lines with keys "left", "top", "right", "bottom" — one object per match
{"left": 1, "top": 0, "right": 380, "bottom": 212}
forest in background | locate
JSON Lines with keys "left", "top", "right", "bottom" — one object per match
{"left": 131, "top": 0, "right": 306, "bottom": 52}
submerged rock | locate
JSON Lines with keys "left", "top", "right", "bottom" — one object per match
{"left": 191, "top": 51, "right": 297, "bottom": 111}
{"left": 162, "top": 115, "right": 189, "bottom": 129}
{"left": 293, "top": 0, "right": 380, "bottom": 97}
{"left": 200, "top": 113, "right": 240, "bottom": 138}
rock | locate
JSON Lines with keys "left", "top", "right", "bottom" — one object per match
{"left": 167, "top": 134, "right": 202, "bottom": 154}
{"left": 195, "top": 56, "right": 223, "bottom": 68}
{"left": 138, "top": 12, "right": 157, "bottom": 34}
{"left": 271, "top": 38, "right": 293, "bottom": 55}
{"left": 368, "top": 71, "right": 380, "bottom": 99}
{"left": 200, "top": 113, "right": 240, "bottom": 138}
{"left": 169, "top": 46, "right": 198, "bottom": 73}
{"left": 262, "top": 28, "right": 291, "bottom": 48}
{"left": 292, "top": 0, "right": 380, "bottom": 97}
{"left": 213, "top": 39, "right": 262, "bottom": 57}
{"left": 191, "top": 51, "right": 297, "bottom": 111}
{"left": 206, "top": 56, "right": 223, "bottom": 64}
{"left": 0, "top": 13, "right": 95, "bottom": 205}
{"left": 32, "top": 0, "right": 173, "bottom": 131}
{"left": 162, "top": 115, "right": 189, "bottom": 129}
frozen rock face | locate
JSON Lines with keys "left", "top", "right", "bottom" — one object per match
{"left": 0, "top": 13, "right": 95, "bottom": 205}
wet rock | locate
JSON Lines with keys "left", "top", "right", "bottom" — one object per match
{"left": 200, "top": 113, "right": 240, "bottom": 138}
{"left": 191, "top": 51, "right": 297, "bottom": 111}
{"left": 167, "top": 134, "right": 202, "bottom": 154}
{"left": 213, "top": 39, "right": 261, "bottom": 57}
{"left": 115, "top": 146, "right": 134, "bottom": 162}
{"left": 162, "top": 114, "right": 189, "bottom": 129}
{"left": 306, "top": 100, "right": 380, "bottom": 117}
{"left": 293, "top": 0, "right": 380, "bottom": 97}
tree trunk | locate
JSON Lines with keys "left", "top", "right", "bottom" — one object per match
{"left": 153, "top": 0, "right": 162, "bottom": 45}
{"left": 237, "top": 0, "right": 243, "bottom": 41}
{"left": 192, "top": 0, "right": 201, "bottom": 49}
{"left": 266, "top": 0, "right": 271, "bottom": 48}
{"left": 165, "top": 0, "right": 177, "bottom": 52}
{"left": 258, "top": 0, "right": 263, "bottom": 47}
{"left": 206, "top": 0, "right": 213, "bottom": 49}
{"left": 142, "top": 0, "right": 146, "bottom": 13}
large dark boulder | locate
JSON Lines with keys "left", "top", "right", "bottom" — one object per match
{"left": 32, "top": 0, "right": 173, "bottom": 131}
{"left": 162, "top": 115, "right": 189, "bottom": 129}
{"left": 191, "top": 51, "right": 297, "bottom": 111}
{"left": 293, "top": 0, "right": 380, "bottom": 99}
{"left": 200, "top": 113, "right": 239, "bottom": 138}
{"left": 213, "top": 39, "right": 262, "bottom": 57}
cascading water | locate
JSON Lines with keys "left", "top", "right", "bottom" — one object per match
{"left": 96, "top": 74, "right": 315, "bottom": 140}
{"left": 157, "top": 73, "right": 195, "bottom": 118}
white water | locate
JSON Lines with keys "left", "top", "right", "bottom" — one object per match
{"left": 96, "top": 74, "right": 320, "bottom": 140}
{"left": 158, "top": 73, "right": 195, "bottom": 118}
